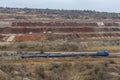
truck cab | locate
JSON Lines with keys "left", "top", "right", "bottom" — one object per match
{"left": 96, "top": 50, "right": 109, "bottom": 56}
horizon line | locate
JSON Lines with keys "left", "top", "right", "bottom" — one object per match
{"left": 0, "top": 6, "right": 119, "bottom": 13}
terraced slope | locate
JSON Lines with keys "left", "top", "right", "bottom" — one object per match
{"left": 0, "top": 20, "right": 119, "bottom": 52}
{"left": 0, "top": 20, "right": 119, "bottom": 41}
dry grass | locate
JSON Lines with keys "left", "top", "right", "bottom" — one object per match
{"left": 0, "top": 41, "right": 119, "bottom": 53}
{"left": 86, "top": 45, "right": 120, "bottom": 52}
{"left": 0, "top": 57, "right": 120, "bottom": 80}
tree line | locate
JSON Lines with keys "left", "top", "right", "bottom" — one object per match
{"left": 0, "top": 7, "right": 120, "bottom": 19}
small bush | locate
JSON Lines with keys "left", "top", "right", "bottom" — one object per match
{"left": 35, "top": 66, "right": 48, "bottom": 80}
{"left": 108, "top": 60, "right": 116, "bottom": 64}
{"left": 57, "top": 43, "right": 79, "bottom": 51}
{"left": 17, "top": 43, "right": 28, "bottom": 49}
{"left": 0, "top": 45, "right": 7, "bottom": 50}
{"left": 0, "top": 64, "right": 14, "bottom": 73}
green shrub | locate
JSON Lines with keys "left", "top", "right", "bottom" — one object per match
{"left": 0, "top": 64, "right": 14, "bottom": 73}
{"left": 108, "top": 60, "right": 116, "bottom": 64}
{"left": 57, "top": 43, "right": 79, "bottom": 51}
{"left": 17, "top": 43, "right": 28, "bottom": 49}
{"left": 0, "top": 45, "right": 7, "bottom": 50}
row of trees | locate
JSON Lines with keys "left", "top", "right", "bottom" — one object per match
{"left": 0, "top": 7, "right": 120, "bottom": 19}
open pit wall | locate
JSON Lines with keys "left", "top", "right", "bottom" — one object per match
{"left": 11, "top": 21, "right": 120, "bottom": 27}
{"left": 0, "top": 27, "right": 120, "bottom": 34}
{"left": 0, "top": 20, "right": 119, "bottom": 42}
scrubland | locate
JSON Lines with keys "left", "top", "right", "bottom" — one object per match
{"left": 0, "top": 57, "right": 120, "bottom": 80}
{"left": 0, "top": 41, "right": 119, "bottom": 53}
{"left": 0, "top": 7, "right": 120, "bottom": 80}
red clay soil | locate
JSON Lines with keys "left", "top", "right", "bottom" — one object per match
{"left": 11, "top": 21, "right": 98, "bottom": 27}
{"left": 0, "top": 27, "right": 120, "bottom": 34}
{"left": 13, "top": 32, "right": 120, "bottom": 42}
{"left": 104, "top": 23, "right": 119, "bottom": 26}
{"left": 14, "top": 34, "right": 51, "bottom": 42}
{"left": 0, "top": 34, "right": 3, "bottom": 38}
{"left": 11, "top": 21, "right": 120, "bottom": 27}
{"left": 0, "top": 27, "right": 94, "bottom": 33}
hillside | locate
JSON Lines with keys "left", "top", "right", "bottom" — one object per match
{"left": 0, "top": 7, "right": 120, "bottom": 19}
{"left": 0, "top": 7, "right": 119, "bottom": 52}
{"left": 0, "top": 7, "right": 120, "bottom": 80}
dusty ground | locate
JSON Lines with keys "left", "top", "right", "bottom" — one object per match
{"left": 0, "top": 57, "right": 120, "bottom": 80}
